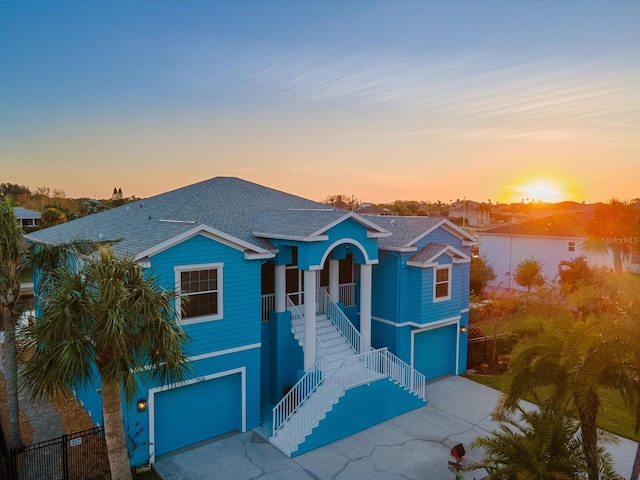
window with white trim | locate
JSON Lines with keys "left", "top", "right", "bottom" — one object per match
{"left": 176, "top": 264, "right": 223, "bottom": 323}
{"left": 434, "top": 265, "right": 451, "bottom": 302}
{"left": 568, "top": 241, "right": 575, "bottom": 252}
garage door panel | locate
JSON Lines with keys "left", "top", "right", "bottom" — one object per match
{"left": 154, "top": 373, "right": 241, "bottom": 456}
{"left": 414, "top": 325, "right": 456, "bottom": 380}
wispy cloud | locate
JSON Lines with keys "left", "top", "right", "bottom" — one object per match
{"left": 168, "top": 42, "right": 638, "bottom": 115}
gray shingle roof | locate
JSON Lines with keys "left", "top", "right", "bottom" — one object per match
{"left": 407, "top": 242, "right": 469, "bottom": 266}
{"left": 13, "top": 207, "right": 41, "bottom": 220}
{"left": 252, "top": 209, "right": 347, "bottom": 238}
{"left": 25, "top": 177, "right": 351, "bottom": 258}
{"left": 366, "top": 216, "right": 472, "bottom": 249}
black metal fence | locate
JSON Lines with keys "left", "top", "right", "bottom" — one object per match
{"left": 467, "top": 334, "right": 518, "bottom": 371}
{"left": 4, "top": 426, "right": 108, "bottom": 480}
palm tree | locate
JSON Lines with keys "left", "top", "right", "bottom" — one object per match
{"left": 20, "top": 247, "right": 190, "bottom": 480}
{"left": 582, "top": 199, "right": 639, "bottom": 273}
{"left": 499, "top": 317, "right": 633, "bottom": 480}
{"left": 471, "top": 407, "right": 617, "bottom": 479}
{"left": 0, "top": 198, "right": 25, "bottom": 447}
{"left": 557, "top": 256, "right": 595, "bottom": 296}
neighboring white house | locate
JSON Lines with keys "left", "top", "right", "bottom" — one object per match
{"left": 479, "top": 212, "right": 640, "bottom": 291}
{"left": 13, "top": 206, "right": 41, "bottom": 228}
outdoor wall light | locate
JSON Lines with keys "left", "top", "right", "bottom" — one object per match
{"left": 137, "top": 399, "right": 147, "bottom": 412}
{"left": 460, "top": 326, "right": 467, "bottom": 334}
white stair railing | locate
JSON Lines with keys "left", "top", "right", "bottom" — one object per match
{"left": 273, "top": 298, "right": 326, "bottom": 436}
{"left": 285, "top": 347, "right": 427, "bottom": 450}
{"left": 323, "top": 291, "right": 367, "bottom": 354}
{"left": 273, "top": 296, "right": 427, "bottom": 452}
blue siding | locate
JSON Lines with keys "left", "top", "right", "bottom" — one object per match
{"left": 415, "top": 229, "right": 463, "bottom": 250}
{"left": 126, "top": 348, "right": 261, "bottom": 466}
{"left": 72, "top": 364, "right": 103, "bottom": 427}
{"left": 371, "top": 250, "right": 398, "bottom": 321}
{"left": 293, "top": 378, "right": 425, "bottom": 456}
{"left": 149, "top": 234, "right": 262, "bottom": 357}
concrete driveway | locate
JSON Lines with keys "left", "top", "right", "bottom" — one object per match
{"left": 153, "top": 376, "right": 638, "bottom": 480}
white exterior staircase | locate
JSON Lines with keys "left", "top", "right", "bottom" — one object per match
{"left": 270, "top": 293, "right": 427, "bottom": 457}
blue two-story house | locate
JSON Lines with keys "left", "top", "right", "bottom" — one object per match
{"left": 26, "top": 177, "right": 475, "bottom": 464}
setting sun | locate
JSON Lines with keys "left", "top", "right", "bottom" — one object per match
{"left": 508, "top": 179, "right": 573, "bottom": 203}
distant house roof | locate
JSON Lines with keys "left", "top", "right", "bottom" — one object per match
{"left": 13, "top": 207, "right": 41, "bottom": 220}
{"left": 356, "top": 205, "right": 397, "bottom": 216}
{"left": 479, "top": 212, "right": 590, "bottom": 238}
{"left": 25, "top": 177, "right": 389, "bottom": 260}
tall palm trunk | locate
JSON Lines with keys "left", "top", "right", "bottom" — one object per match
{"left": 101, "top": 379, "right": 132, "bottom": 480}
{"left": 611, "top": 248, "right": 623, "bottom": 273}
{"left": 576, "top": 391, "right": 600, "bottom": 480}
{"left": 2, "top": 304, "right": 21, "bottom": 448}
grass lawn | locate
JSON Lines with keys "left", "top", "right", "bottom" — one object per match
{"left": 467, "top": 373, "right": 638, "bottom": 441}
{"left": 18, "top": 266, "right": 33, "bottom": 284}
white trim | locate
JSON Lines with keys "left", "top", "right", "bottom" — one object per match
{"left": 136, "top": 343, "right": 262, "bottom": 372}
{"left": 372, "top": 316, "right": 424, "bottom": 329}
{"left": 371, "top": 314, "right": 461, "bottom": 330}
{"left": 308, "top": 211, "right": 390, "bottom": 239}
{"left": 410, "top": 316, "right": 462, "bottom": 375}
{"left": 245, "top": 251, "right": 276, "bottom": 260}
{"left": 137, "top": 257, "right": 151, "bottom": 268}
{"left": 406, "top": 244, "right": 471, "bottom": 269}
{"left": 185, "top": 343, "right": 261, "bottom": 363}
{"left": 433, "top": 264, "right": 452, "bottom": 303}
{"left": 148, "top": 367, "right": 246, "bottom": 464}
{"left": 313, "top": 238, "right": 376, "bottom": 270}
{"left": 175, "top": 263, "right": 224, "bottom": 324}
{"left": 460, "top": 308, "right": 469, "bottom": 314}
{"left": 378, "top": 246, "right": 418, "bottom": 253}
{"left": 133, "top": 224, "right": 270, "bottom": 262}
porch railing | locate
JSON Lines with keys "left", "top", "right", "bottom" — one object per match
{"left": 260, "top": 283, "right": 356, "bottom": 322}
{"left": 273, "top": 297, "right": 326, "bottom": 437}
{"left": 261, "top": 294, "right": 275, "bottom": 322}
{"left": 323, "top": 291, "right": 367, "bottom": 354}
{"left": 339, "top": 282, "right": 356, "bottom": 307}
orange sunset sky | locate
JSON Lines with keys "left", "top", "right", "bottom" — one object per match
{"left": 1, "top": 1, "right": 638, "bottom": 204}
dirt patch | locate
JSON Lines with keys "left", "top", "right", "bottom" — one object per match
{"left": 51, "top": 390, "right": 95, "bottom": 434}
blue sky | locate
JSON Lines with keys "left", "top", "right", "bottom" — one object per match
{"left": 1, "top": 1, "right": 639, "bottom": 203}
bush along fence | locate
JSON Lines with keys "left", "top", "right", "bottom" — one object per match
{"left": 0, "top": 425, "right": 109, "bottom": 480}
{"left": 467, "top": 333, "right": 519, "bottom": 373}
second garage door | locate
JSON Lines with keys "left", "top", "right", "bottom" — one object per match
{"left": 153, "top": 372, "right": 242, "bottom": 457}
{"left": 413, "top": 325, "right": 457, "bottom": 381}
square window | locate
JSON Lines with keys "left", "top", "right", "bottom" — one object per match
{"left": 434, "top": 266, "right": 451, "bottom": 301}
{"left": 176, "top": 264, "right": 223, "bottom": 323}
